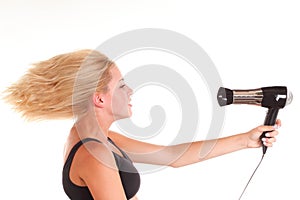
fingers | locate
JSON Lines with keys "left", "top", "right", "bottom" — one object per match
{"left": 261, "top": 136, "right": 277, "bottom": 147}
{"left": 264, "top": 129, "right": 279, "bottom": 137}
{"left": 261, "top": 123, "right": 280, "bottom": 147}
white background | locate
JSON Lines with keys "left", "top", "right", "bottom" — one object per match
{"left": 0, "top": 0, "right": 299, "bottom": 199}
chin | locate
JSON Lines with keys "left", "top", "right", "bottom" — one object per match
{"left": 114, "top": 113, "right": 132, "bottom": 120}
{"left": 124, "top": 112, "right": 132, "bottom": 118}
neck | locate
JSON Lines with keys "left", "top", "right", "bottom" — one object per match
{"left": 74, "top": 110, "right": 113, "bottom": 142}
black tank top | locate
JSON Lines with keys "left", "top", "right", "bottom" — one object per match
{"left": 62, "top": 137, "right": 140, "bottom": 200}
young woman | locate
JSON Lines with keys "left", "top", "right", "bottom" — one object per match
{"left": 4, "top": 49, "right": 280, "bottom": 200}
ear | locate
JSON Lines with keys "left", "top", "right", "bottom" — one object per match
{"left": 92, "top": 93, "right": 105, "bottom": 108}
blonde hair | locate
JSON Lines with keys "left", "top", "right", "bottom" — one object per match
{"left": 3, "top": 49, "right": 114, "bottom": 120}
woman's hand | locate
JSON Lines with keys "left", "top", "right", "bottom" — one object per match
{"left": 245, "top": 119, "right": 281, "bottom": 148}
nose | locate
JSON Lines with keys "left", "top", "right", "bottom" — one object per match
{"left": 127, "top": 86, "right": 133, "bottom": 96}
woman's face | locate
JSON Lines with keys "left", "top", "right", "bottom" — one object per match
{"left": 105, "top": 66, "right": 133, "bottom": 120}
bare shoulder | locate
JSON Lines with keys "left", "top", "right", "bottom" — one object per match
{"left": 108, "top": 130, "right": 165, "bottom": 154}
{"left": 108, "top": 130, "right": 146, "bottom": 145}
{"left": 108, "top": 130, "right": 126, "bottom": 140}
{"left": 108, "top": 130, "right": 139, "bottom": 149}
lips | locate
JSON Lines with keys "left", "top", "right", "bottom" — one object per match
{"left": 128, "top": 98, "right": 132, "bottom": 107}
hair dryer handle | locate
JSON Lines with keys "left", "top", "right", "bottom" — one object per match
{"left": 260, "top": 108, "right": 279, "bottom": 154}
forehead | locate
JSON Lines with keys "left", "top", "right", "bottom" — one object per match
{"left": 110, "top": 66, "right": 122, "bottom": 81}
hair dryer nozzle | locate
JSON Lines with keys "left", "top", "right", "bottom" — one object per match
{"left": 217, "top": 87, "right": 233, "bottom": 106}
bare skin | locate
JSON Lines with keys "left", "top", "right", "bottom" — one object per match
{"left": 63, "top": 66, "right": 280, "bottom": 200}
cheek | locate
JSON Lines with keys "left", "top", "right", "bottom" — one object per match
{"left": 111, "top": 91, "right": 126, "bottom": 108}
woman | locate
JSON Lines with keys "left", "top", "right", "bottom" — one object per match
{"left": 4, "top": 49, "right": 280, "bottom": 200}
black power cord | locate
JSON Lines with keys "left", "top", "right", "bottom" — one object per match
{"left": 238, "top": 154, "right": 265, "bottom": 200}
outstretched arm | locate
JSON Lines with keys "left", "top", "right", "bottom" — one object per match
{"left": 109, "top": 120, "right": 280, "bottom": 168}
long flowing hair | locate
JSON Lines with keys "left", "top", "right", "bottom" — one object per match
{"left": 3, "top": 49, "right": 114, "bottom": 120}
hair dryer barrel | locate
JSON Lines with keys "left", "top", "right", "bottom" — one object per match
{"left": 217, "top": 86, "right": 293, "bottom": 109}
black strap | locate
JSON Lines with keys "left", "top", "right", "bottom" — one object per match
{"left": 66, "top": 138, "right": 102, "bottom": 163}
{"left": 108, "top": 137, "right": 131, "bottom": 160}
{"left": 66, "top": 137, "right": 131, "bottom": 163}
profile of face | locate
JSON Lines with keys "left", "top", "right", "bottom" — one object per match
{"left": 99, "top": 66, "right": 133, "bottom": 121}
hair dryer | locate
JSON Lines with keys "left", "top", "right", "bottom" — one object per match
{"left": 217, "top": 86, "right": 293, "bottom": 154}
